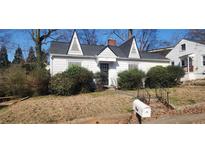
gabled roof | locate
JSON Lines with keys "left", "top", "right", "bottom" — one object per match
{"left": 49, "top": 32, "right": 168, "bottom": 60}
{"left": 119, "top": 36, "right": 134, "bottom": 57}
{"left": 182, "top": 38, "right": 205, "bottom": 45}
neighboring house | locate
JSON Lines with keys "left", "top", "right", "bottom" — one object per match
{"left": 166, "top": 39, "right": 205, "bottom": 81}
{"left": 49, "top": 31, "right": 169, "bottom": 86}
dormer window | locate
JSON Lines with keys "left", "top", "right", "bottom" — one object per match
{"left": 181, "top": 44, "right": 186, "bottom": 51}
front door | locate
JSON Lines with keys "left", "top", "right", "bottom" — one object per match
{"left": 100, "top": 63, "right": 109, "bottom": 85}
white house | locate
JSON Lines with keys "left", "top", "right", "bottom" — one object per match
{"left": 166, "top": 39, "right": 205, "bottom": 81}
{"left": 49, "top": 30, "right": 170, "bottom": 86}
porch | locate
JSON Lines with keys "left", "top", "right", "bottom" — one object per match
{"left": 179, "top": 54, "right": 195, "bottom": 73}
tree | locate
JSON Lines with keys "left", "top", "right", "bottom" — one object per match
{"left": 12, "top": 47, "right": 25, "bottom": 64}
{"left": 186, "top": 29, "right": 205, "bottom": 43}
{"left": 136, "top": 29, "right": 158, "bottom": 52}
{"left": 79, "top": 29, "right": 98, "bottom": 45}
{"left": 0, "top": 30, "right": 11, "bottom": 46}
{"left": 0, "top": 45, "right": 10, "bottom": 68}
{"left": 26, "top": 47, "right": 36, "bottom": 63}
{"left": 41, "top": 49, "right": 48, "bottom": 64}
{"left": 112, "top": 29, "right": 158, "bottom": 51}
{"left": 29, "top": 29, "right": 57, "bottom": 66}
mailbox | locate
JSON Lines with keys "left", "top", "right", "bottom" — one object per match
{"left": 133, "top": 99, "right": 151, "bottom": 118}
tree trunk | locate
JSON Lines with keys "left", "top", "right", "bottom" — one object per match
{"left": 35, "top": 29, "right": 43, "bottom": 66}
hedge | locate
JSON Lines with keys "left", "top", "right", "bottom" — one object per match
{"left": 145, "top": 65, "right": 185, "bottom": 88}
{"left": 118, "top": 68, "right": 145, "bottom": 90}
{"left": 50, "top": 65, "right": 95, "bottom": 95}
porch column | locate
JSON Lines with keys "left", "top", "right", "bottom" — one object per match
{"left": 187, "top": 56, "right": 190, "bottom": 73}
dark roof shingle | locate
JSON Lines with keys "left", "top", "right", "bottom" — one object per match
{"left": 49, "top": 37, "right": 168, "bottom": 60}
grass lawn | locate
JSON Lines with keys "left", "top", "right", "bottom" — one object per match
{"left": 120, "top": 86, "right": 205, "bottom": 107}
{"left": 168, "top": 86, "right": 205, "bottom": 107}
{"left": 0, "top": 90, "right": 133, "bottom": 124}
{"left": 0, "top": 85, "right": 205, "bottom": 124}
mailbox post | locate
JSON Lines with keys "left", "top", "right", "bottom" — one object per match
{"left": 133, "top": 99, "right": 151, "bottom": 124}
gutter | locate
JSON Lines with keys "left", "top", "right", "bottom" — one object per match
{"left": 50, "top": 54, "right": 170, "bottom": 63}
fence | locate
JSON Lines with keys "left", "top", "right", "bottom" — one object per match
{"left": 155, "top": 87, "right": 174, "bottom": 109}
{"left": 137, "top": 88, "right": 151, "bottom": 105}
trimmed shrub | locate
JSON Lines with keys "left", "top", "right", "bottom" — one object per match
{"left": 166, "top": 65, "right": 185, "bottom": 86}
{"left": 66, "top": 65, "right": 96, "bottom": 93}
{"left": 50, "top": 72, "right": 73, "bottom": 95}
{"left": 94, "top": 72, "right": 108, "bottom": 91}
{"left": 50, "top": 65, "right": 95, "bottom": 95}
{"left": 145, "top": 65, "right": 185, "bottom": 88}
{"left": 145, "top": 66, "right": 169, "bottom": 88}
{"left": 118, "top": 69, "right": 145, "bottom": 90}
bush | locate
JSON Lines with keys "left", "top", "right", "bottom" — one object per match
{"left": 94, "top": 72, "right": 108, "bottom": 91}
{"left": 166, "top": 65, "right": 185, "bottom": 86}
{"left": 0, "top": 69, "right": 6, "bottom": 97}
{"left": 50, "top": 65, "right": 95, "bottom": 95}
{"left": 118, "top": 69, "right": 145, "bottom": 90}
{"left": 50, "top": 72, "right": 73, "bottom": 95}
{"left": 0, "top": 64, "right": 50, "bottom": 97}
{"left": 145, "top": 65, "right": 185, "bottom": 88}
{"left": 145, "top": 66, "right": 169, "bottom": 88}
{"left": 4, "top": 65, "right": 32, "bottom": 97}
{"left": 27, "top": 66, "right": 50, "bottom": 96}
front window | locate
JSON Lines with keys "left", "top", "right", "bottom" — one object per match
{"left": 181, "top": 44, "right": 186, "bottom": 51}
{"left": 203, "top": 56, "right": 205, "bottom": 66}
{"left": 181, "top": 60, "right": 185, "bottom": 67}
{"left": 68, "top": 62, "right": 81, "bottom": 67}
{"left": 128, "top": 64, "right": 138, "bottom": 70}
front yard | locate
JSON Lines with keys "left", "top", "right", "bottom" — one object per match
{"left": 0, "top": 90, "right": 133, "bottom": 124}
{"left": 0, "top": 85, "right": 205, "bottom": 124}
{"left": 169, "top": 86, "right": 205, "bottom": 107}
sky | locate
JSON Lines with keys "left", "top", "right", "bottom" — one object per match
{"left": 0, "top": 29, "right": 188, "bottom": 61}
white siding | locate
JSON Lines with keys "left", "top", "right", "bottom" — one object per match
{"left": 138, "top": 61, "right": 169, "bottom": 73}
{"left": 117, "top": 60, "right": 169, "bottom": 74}
{"left": 82, "top": 59, "right": 100, "bottom": 73}
{"left": 51, "top": 56, "right": 170, "bottom": 87}
{"left": 51, "top": 57, "right": 68, "bottom": 75}
{"left": 51, "top": 56, "right": 99, "bottom": 75}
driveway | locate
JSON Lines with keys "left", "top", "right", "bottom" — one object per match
{"left": 144, "top": 112, "right": 205, "bottom": 124}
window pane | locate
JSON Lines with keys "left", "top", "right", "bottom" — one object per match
{"left": 181, "top": 44, "right": 186, "bottom": 50}
{"left": 68, "top": 62, "right": 81, "bottom": 67}
{"left": 129, "top": 64, "right": 138, "bottom": 70}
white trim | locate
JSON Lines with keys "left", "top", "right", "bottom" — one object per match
{"left": 67, "top": 31, "right": 83, "bottom": 55}
{"left": 98, "top": 47, "right": 117, "bottom": 58}
{"left": 128, "top": 39, "right": 140, "bottom": 58}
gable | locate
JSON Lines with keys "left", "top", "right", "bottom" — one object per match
{"left": 166, "top": 39, "right": 196, "bottom": 59}
{"left": 98, "top": 47, "right": 117, "bottom": 58}
{"left": 67, "top": 31, "right": 83, "bottom": 55}
{"left": 128, "top": 39, "right": 140, "bottom": 58}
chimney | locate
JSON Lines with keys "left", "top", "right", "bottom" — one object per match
{"left": 128, "top": 29, "right": 133, "bottom": 39}
{"left": 108, "top": 39, "right": 116, "bottom": 46}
